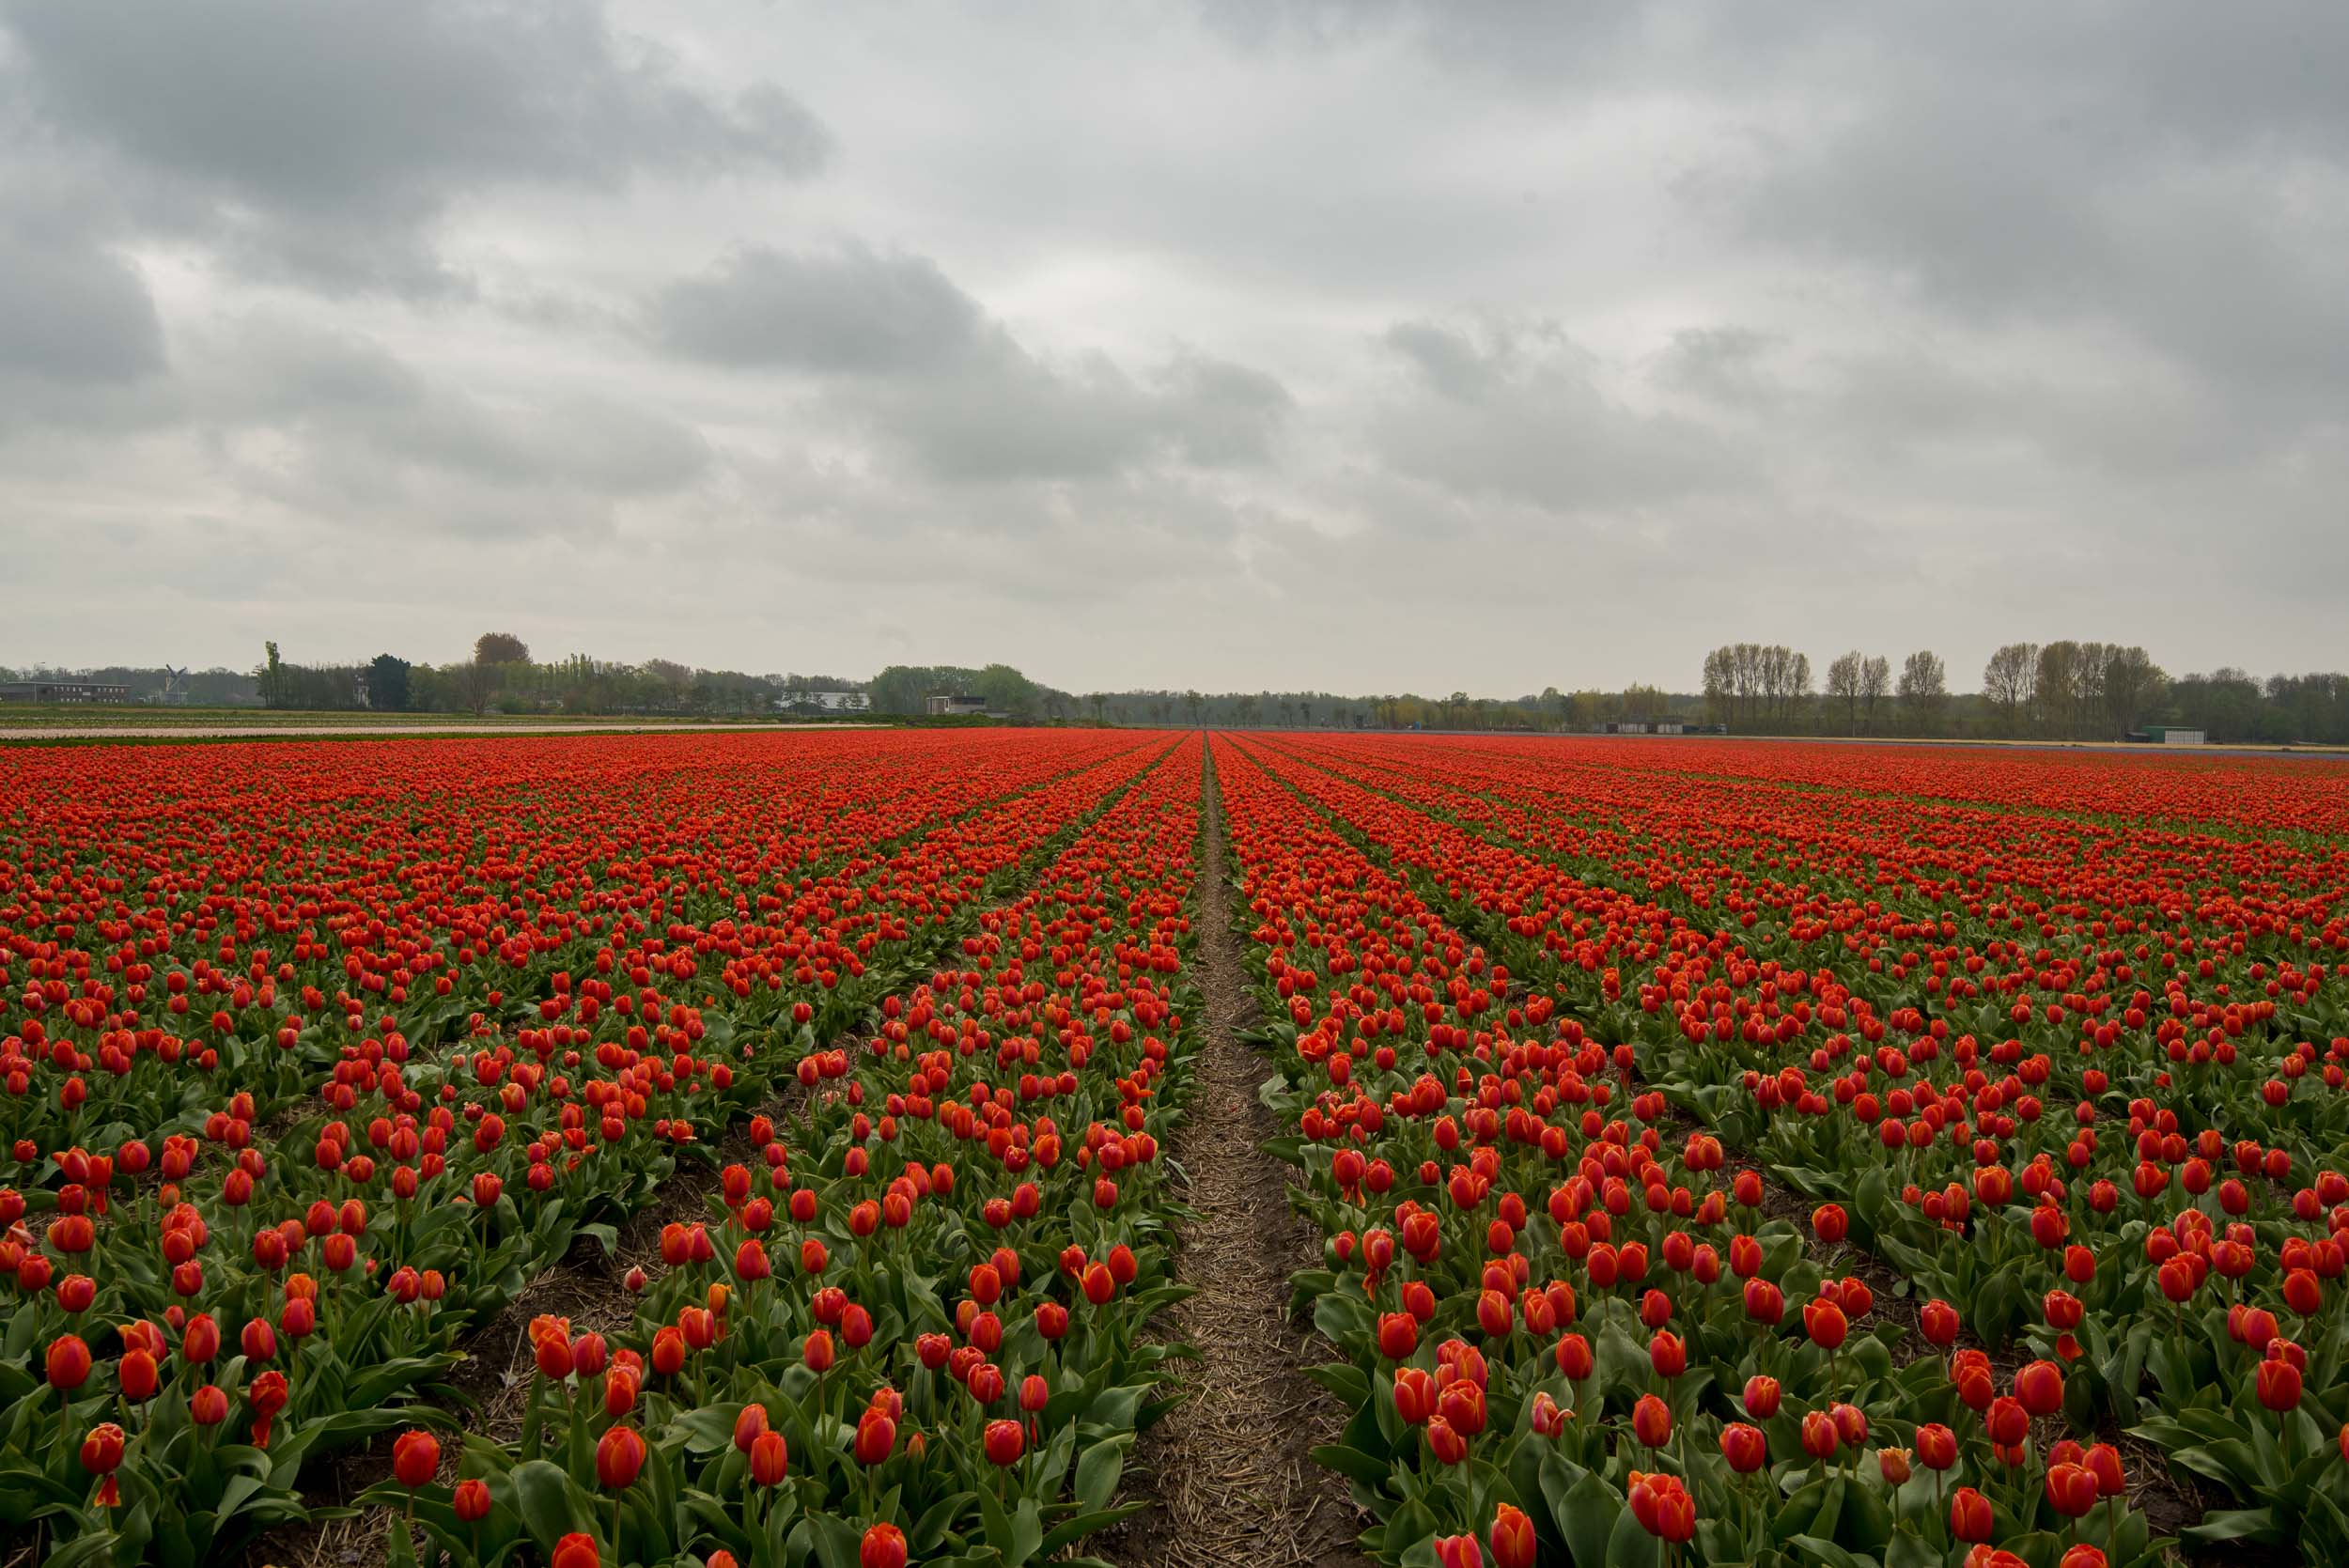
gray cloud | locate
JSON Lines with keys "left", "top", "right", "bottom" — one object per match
{"left": 653, "top": 247, "right": 984, "bottom": 372}
{"left": 3, "top": 0, "right": 2347, "bottom": 693}
{"left": 0, "top": 231, "right": 163, "bottom": 384}
{"left": 0, "top": 0, "right": 832, "bottom": 292}
{"left": 185, "top": 318, "right": 712, "bottom": 530}
{"left": 1373, "top": 319, "right": 1738, "bottom": 512}
{"left": 651, "top": 242, "right": 1295, "bottom": 481}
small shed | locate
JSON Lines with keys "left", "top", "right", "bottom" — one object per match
{"left": 2143, "top": 726, "right": 2205, "bottom": 746}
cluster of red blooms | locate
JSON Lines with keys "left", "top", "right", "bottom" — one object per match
{"left": 2, "top": 731, "right": 1203, "bottom": 1561}
{"left": 1212, "top": 729, "right": 2349, "bottom": 1561}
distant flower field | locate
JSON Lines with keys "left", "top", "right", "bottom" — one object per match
{"left": 3, "top": 728, "right": 2346, "bottom": 1568}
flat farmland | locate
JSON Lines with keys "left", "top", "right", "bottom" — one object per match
{"left": 4, "top": 728, "right": 2347, "bottom": 1568}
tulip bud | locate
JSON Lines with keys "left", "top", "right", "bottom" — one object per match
{"left": 595, "top": 1423, "right": 646, "bottom": 1490}
{"left": 861, "top": 1524, "right": 909, "bottom": 1568}
{"left": 393, "top": 1429, "right": 441, "bottom": 1489}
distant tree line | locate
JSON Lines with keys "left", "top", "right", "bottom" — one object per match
{"left": 15, "top": 639, "right": 2349, "bottom": 746}
{"left": 865, "top": 664, "right": 1077, "bottom": 719}
{"left": 1696, "top": 640, "right": 2349, "bottom": 744}
{"left": 1066, "top": 686, "right": 1687, "bottom": 733}
{"left": 247, "top": 635, "right": 815, "bottom": 717}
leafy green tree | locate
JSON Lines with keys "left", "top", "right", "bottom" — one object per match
{"left": 367, "top": 654, "right": 412, "bottom": 712}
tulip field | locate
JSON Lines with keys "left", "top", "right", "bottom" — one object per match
{"left": 3, "top": 729, "right": 2348, "bottom": 1568}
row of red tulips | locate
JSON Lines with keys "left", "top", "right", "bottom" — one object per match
{"left": 345, "top": 736, "right": 1210, "bottom": 1567}
{"left": 0, "top": 731, "right": 1185, "bottom": 1565}
{"left": 1231, "top": 733, "right": 2349, "bottom": 1546}
{"left": 1213, "top": 731, "right": 2349, "bottom": 1566}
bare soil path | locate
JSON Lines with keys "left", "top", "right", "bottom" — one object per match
{"left": 1107, "top": 739, "right": 1370, "bottom": 1568}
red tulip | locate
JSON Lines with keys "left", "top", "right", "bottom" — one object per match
{"left": 2046, "top": 1461, "right": 2099, "bottom": 1518}
{"left": 1803, "top": 1296, "right": 1848, "bottom": 1350}
{"left": 597, "top": 1423, "right": 646, "bottom": 1489}
{"left": 1916, "top": 1422, "right": 1958, "bottom": 1470}
{"left": 1920, "top": 1298, "right": 1961, "bottom": 1346}
{"left": 393, "top": 1429, "right": 440, "bottom": 1488}
{"left": 552, "top": 1534, "right": 599, "bottom": 1568}
{"left": 248, "top": 1369, "right": 288, "bottom": 1448}
{"left": 2084, "top": 1441, "right": 2124, "bottom": 1497}
{"left": 1435, "top": 1536, "right": 1483, "bottom": 1568}
{"left": 1632, "top": 1393, "right": 1672, "bottom": 1448}
{"left": 1488, "top": 1503, "right": 1535, "bottom": 1568}
{"left": 1744, "top": 1374, "right": 1781, "bottom": 1419}
{"left": 532, "top": 1316, "right": 575, "bottom": 1380}
{"left": 861, "top": 1523, "right": 909, "bottom": 1568}
{"left": 1720, "top": 1421, "right": 1768, "bottom": 1473}
{"left": 1950, "top": 1486, "right": 1994, "bottom": 1543}
{"left": 1831, "top": 1402, "right": 1868, "bottom": 1449}
{"left": 750, "top": 1429, "right": 789, "bottom": 1485}
{"left": 80, "top": 1422, "right": 126, "bottom": 1506}
{"left": 2015, "top": 1359, "right": 2064, "bottom": 1417}
{"left": 455, "top": 1478, "right": 492, "bottom": 1522}
{"left": 47, "top": 1333, "right": 93, "bottom": 1390}
{"left": 984, "top": 1418, "right": 1025, "bottom": 1467}
{"left": 1627, "top": 1470, "right": 1695, "bottom": 1543}
{"left": 855, "top": 1406, "right": 896, "bottom": 1465}
{"left": 2257, "top": 1358, "right": 2304, "bottom": 1412}
{"left": 734, "top": 1404, "right": 770, "bottom": 1454}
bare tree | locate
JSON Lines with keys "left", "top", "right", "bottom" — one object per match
{"left": 1983, "top": 644, "right": 2038, "bottom": 735}
{"left": 1859, "top": 656, "right": 1890, "bottom": 733}
{"left": 457, "top": 660, "right": 498, "bottom": 716}
{"left": 1826, "top": 651, "right": 1864, "bottom": 735}
{"left": 1898, "top": 649, "right": 1949, "bottom": 733}
{"left": 2035, "top": 641, "right": 2083, "bottom": 737}
{"left": 2100, "top": 646, "right": 2167, "bottom": 736}
{"left": 1702, "top": 648, "right": 1735, "bottom": 726}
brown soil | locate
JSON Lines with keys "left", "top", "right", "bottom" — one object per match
{"left": 1104, "top": 742, "right": 1371, "bottom": 1568}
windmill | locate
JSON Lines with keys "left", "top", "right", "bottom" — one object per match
{"left": 161, "top": 666, "right": 191, "bottom": 705}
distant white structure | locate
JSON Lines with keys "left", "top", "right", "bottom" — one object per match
{"left": 779, "top": 690, "right": 870, "bottom": 713}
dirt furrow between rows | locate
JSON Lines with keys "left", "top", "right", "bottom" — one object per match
{"left": 1109, "top": 739, "right": 1371, "bottom": 1568}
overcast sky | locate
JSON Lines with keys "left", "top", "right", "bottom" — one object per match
{"left": 4, "top": 2, "right": 2345, "bottom": 695}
